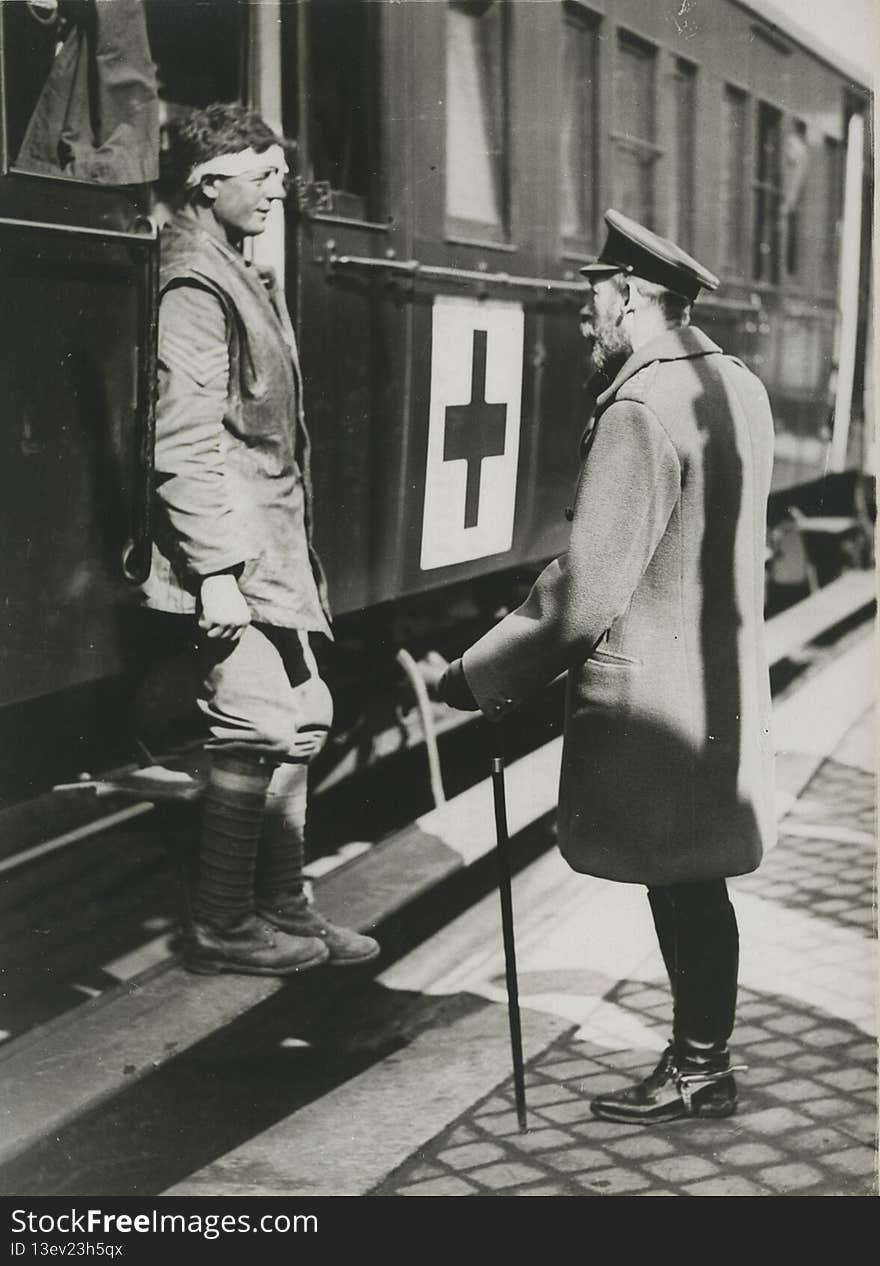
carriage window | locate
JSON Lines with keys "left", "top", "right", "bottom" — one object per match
{"left": 669, "top": 59, "right": 697, "bottom": 251}
{"left": 305, "top": 0, "right": 380, "bottom": 219}
{"left": 143, "top": 0, "right": 244, "bottom": 209}
{"left": 720, "top": 85, "right": 747, "bottom": 275}
{"left": 753, "top": 101, "right": 783, "bottom": 284}
{"left": 3, "top": 0, "right": 159, "bottom": 185}
{"left": 612, "top": 31, "right": 658, "bottom": 228}
{"left": 445, "top": 0, "right": 510, "bottom": 239}
{"left": 560, "top": 4, "right": 599, "bottom": 247}
{"left": 784, "top": 120, "right": 809, "bottom": 281}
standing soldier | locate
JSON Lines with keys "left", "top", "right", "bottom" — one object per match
{"left": 437, "top": 210, "right": 776, "bottom": 1123}
{"left": 143, "top": 103, "right": 379, "bottom": 976}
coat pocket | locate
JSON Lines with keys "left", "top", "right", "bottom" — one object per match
{"left": 589, "top": 647, "right": 642, "bottom": 667}
{"left": 569, "top": 649, "right": 642, "bottom": 721}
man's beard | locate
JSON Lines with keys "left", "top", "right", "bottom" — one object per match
{"left": 588, "top": 318, "right": 631, "bottom": 376}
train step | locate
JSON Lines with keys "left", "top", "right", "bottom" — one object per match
{"left": 0, "top": 740, "right": 561, "bottom": 1171}
{"left": 764, "top": 568, "right": 875, "bottom": 666}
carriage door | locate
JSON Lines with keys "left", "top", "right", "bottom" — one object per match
{"left": 280, "top": 0, "right": 413, "bottom": 614}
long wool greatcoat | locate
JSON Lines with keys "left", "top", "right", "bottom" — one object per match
{"left": 462, "top": 326, "right": 777, "bottom": 886}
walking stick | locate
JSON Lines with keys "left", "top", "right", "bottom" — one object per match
{"left": 490, "top": 754, "right": 528, "bottom": 1132}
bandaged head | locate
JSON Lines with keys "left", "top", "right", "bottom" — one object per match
{"left": 185, "top": 143, "right": 289, "bottom": 192}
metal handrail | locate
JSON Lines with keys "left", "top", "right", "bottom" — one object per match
{"left": 321, "top": 249, "right": 588, "bottom": 295}
{"left": 321, "top": 250, "right": 771, "bottom": 312}
{"left": 699, "top": 293, "right": 765, "bottom": 314}
{"left": 0, "top": 213, "right": 157, "bottom": 243}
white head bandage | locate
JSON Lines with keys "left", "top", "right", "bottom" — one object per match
{"left": 186, "top": 144, "right": 288, "bottom": 189}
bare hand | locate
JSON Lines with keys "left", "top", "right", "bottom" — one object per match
{"left": 198, "top": 574, "right": 251, "bottom": 642}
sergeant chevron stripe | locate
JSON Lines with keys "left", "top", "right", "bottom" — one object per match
{"left": 159, "top": 329, "right": 229, "bottom": 388}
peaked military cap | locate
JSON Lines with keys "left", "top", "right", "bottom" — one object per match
{"left": 580, "top": 209, "right": 719, "bottom": 302}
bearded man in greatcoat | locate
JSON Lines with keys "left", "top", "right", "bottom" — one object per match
{"left": 437, "top": 210, "right": 776, "bottom": 1124}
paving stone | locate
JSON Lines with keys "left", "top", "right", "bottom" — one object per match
{"left": 570, "top": 1119, "right": 644, "bottom": 1140}
{"left": 397, "top": 1176, "right": 478, "bottom": 1196}
{"left": 823, "top": 1148, "right": 879, "bottom": 1177}
{"left": 401, "top": 1161, "right": 444, "bottom": 1183}
{"left": 763, "top": 1078, "right": 830, "bottom": 1103}
{"left": 501, "top": 1182, "right": 576, "bottom": 1196}
{"left": 690, "top": 1121, "right": 748, "bottom": 1145}
{"left": 508, "top": 1128, "right": 576, "bottom": 1154}
{"left": 683, "top": 1175, "right": 769, "bottom": 1196}
{"left": 467, "top": 1161, "right": 546, "bottom": 1190}
{"left": 562, "top": 1039, "right": 613, "bottom": 1059}
{"left": 717, "top": 1142, "right": 784, "bottom": 1166}
{"left": 801, "top": 1027, "right": 857, "bottom": 1049}
{"left": 755, "top": 1038, "right": 802, "bottom": 1058}
{"left": 743, "top": 1065, "right": 787, "bottom": 1087}
{"left": 645, "top": 1155, "right": 719, "bottom": 1183}
{"left": 603, "top": 1133, "right": 676, "bottom": 1160}
{"left": 803, "top": 1097, "right": 855, "bottom": 1120}
{"left": 540, "top": 1046, "right": 585, "bottom": 1065}
{"left": 742, "top": 1106, "right": 814, "bottom": 1134}
{"left": 572, "top": 1072, "right": 633, "bottom": 1095}
{"left": 819, "top": 1067, "right": 877, "bottom": 1092}
{"left": 794, "top": 1125, "right": 864, "bottom": 1152}
{"left": 834, "top": 882, "right": 864, "bottom": 897}
{"left": 518, "top": 1082, "right": 581, "bottom": 1107}
{"left": 541, "top": 1058, "right": 603, "bottom": 1081}
{"left": 620, "top": 987, "right": 666, "bottom": 1009}
{"left": 848, "top": 1041, "right": 879, "bottom": 1063}
{"left": 593, "top": 1047, "right": 662, "bottom": 1070}
{"left": 736, "top": 1003, "right": 780, "bottom": 1020}
{"left": 474, "top": 1111, "right": 526, "bottom": 1138}
{"left": 437, "top": 1141, "right": 507, "bottom": 1169}
{"left": 787, "top": 1053, "right": 836, "bottom": 1073}
{"left": 445, "top": 1124, "right": 480, "bottom": 1146}
{"left": 734, "top": 1026, "right": 775, "bottom": 1045}
{"left": 763, "top": 1014, "right": 819, "bottom": 1036}
{"left": 541, "top": 1146, "right": 612, "bottom": 1173}
{"left": 838, "top": 1114, "right": 879, "bottom": 1146}
{"left": 757, "top": 1162, "right": 824, "bottom": 1192}
{"left": 474, "top": 1096, "right": 513, "bottom": 1116}
{"left": 524, "top": 1070, "right": 550, "bottom": 1087}
{"left": 576, "top": 1167, "right": 653, "bottom": 1195}
{"left": 536, "top": 1099, "right": 594, "bottom": 1125}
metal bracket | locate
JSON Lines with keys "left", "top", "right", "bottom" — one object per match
{"left": 295, "top": 179, "right": 334, "bottom": 217}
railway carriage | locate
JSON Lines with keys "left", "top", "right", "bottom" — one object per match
{"left": 0, "top": 0, "right": 872, "bottom": 804}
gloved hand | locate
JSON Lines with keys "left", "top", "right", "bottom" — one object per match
{"left": 416, "top": 650, "right": 450, "bottom": 702}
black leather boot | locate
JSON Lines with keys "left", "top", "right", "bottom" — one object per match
{"left": 590, "top": 1044, "right": 745, "bottom": 1125}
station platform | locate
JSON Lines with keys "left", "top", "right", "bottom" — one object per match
{"left": 165, "top": 625, "right": 877, "bottom": 1199}
{"left": 0, "top": 613, "right": 875, "bottom": 1199}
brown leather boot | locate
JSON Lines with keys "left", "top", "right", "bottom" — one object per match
{"left": 257, "top": 894, "right": 380, "bottom": 965}
{"left": 185, "top": 913, "right": 329, "bottom": 976}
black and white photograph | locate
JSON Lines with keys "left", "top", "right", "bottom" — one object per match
{"left": 0, "top": 0, "right": 876, "bottom": 1230}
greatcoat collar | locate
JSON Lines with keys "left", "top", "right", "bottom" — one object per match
{"left": 596, "top": 325, "right": 721, "bottom": 414}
